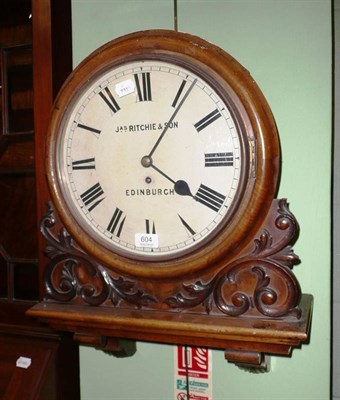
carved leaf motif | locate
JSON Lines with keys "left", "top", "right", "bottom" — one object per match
{"left": 253, "top": 230, "right": 272, "bottom": 255}
{"left": 203, "top": 296, "right": 213, "bottom": 314}
{"left": 56, "top": 260, "right": 76, "bottom": 294}
{"left": 112, "top": 276, "right": 156, "bottom": 308}
{"left": 42, "top": 200, "right": 302, "bottom": 318}
{"left": 45, "top": 245, "right": 59, "bottom": 260}
{"left": 164, "top": 280, "right": 214, "bottom": 312}
{"left": 58, "top": 228, "right": 72, "bottom": 248}
{"left": 271, "top": 246, "right": 300, "bottom": 267}
{"left": 164, "top": 199, "right": 302, "bottom": 319}
{"left": 115, "top": 277, "right": 136, "bottom": 292}
{"left": 41, "top": 203, "right": 156, "bottom": 308}
{"left": 184, "top": 281, "right": 208, "bottom": 295}
{"left": 164, "top": 296, "right": 183, "bottom": 308}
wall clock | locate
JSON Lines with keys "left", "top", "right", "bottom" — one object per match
{"left": 28, "top": 30, "right": 312, "bottom": 371}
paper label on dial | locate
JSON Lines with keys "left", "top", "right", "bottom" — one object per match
{"left": 135, "top": 233, "right": 159, "bottom": 248}
{"left": 115, "top": 79, "right": 135, "bottom": 97}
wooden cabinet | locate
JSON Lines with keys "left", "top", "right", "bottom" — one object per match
{"left": 0, "top": 1, "right": 79, "bottom": 398}
{"left": 0, "top": 0, "right": 37, "bottom": 309}
{"left": 0, "top": 333, "right": 78, "bottom": 400}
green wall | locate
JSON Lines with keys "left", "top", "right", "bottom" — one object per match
{"left": 71, "top": 1, "right": 332, "bottom": 399}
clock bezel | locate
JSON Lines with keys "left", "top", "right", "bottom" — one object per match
{"left": 46, "top": 30, "right": 280, "bottom": 279}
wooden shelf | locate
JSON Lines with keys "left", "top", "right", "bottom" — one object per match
{"left": 28, "top": 294, "right": 312, "bottom": 368}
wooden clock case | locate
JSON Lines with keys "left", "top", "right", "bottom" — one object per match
{"left": 28, "top": 30, "right": 313, "bottom": 371}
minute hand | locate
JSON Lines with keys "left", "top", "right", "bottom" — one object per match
{"left": 148, "top": 78, "right": 197, "bottom": 158}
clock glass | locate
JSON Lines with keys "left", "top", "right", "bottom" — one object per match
{"left": 56, "top": 59, "right": 245, "bottom": 260}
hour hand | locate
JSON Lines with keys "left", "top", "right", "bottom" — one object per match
{"left": 152, "top": 164, "right": 193, "bottom": 197}
{"left": 141, "top": 156, "right": 193, "bottom": 197}
{"left": 174, "top": 180, "right": 193, "bottom": 197}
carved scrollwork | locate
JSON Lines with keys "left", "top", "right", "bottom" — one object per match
{"left": 164, "top": 280, "right": 215, "bottom": 313}
{"left": 253, "top": 199, "right": 299, "bottom": 266}
{"left": 42, "top": 199, "right": 302, "bottom": 319}
{"left": 165, "top": 199, "right": 302, "bottom": 319}
{"left": 212, "top": 261, "right": 301, "bottom": 318}
{"left": 41, "top": 203, "right": 156, "bottom": 308}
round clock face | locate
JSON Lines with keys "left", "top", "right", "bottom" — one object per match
{"left": 47, "top": 31, "right": 280, "bottom": 276}
{"left": 55, "top": 58, "right": 245, "bottom": 261}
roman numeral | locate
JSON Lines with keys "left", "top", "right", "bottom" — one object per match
{"left": 80, "top": 182, "right": 105, "bottom": 211}
{"left": 134, "top": 72, "right": 152, "bottom": 102}
{"left": 204, "top": 152, "right": 234, "bottom": 167}
{"left": 178, "top": 214, "right": 196, "bottom": 236}
{"left": 77, "top": 123, "right": 101, "bottom": 137}
{"left": 194, "top": 184, "right": 226, "bottom": 212}
{"left": 107, "top": 208, "right": 126, "bottom": 237}
{"left": 99, "top": 87, "right": 120, "bottom": 113}
{"left": 172, "top": 80, "right": 187, "bottom": 108}
{"left": 72, "top": 157, "right": 96, "bottom": 170}
{"left": 194, "top": 109, "right": 221, "bottom": 132}
{"left": 145, "top": 219, "right": 156, "bottom": 234}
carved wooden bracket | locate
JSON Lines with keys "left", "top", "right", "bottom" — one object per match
{"left": 27, "top": 199, "right": 313, "bottom": 370}
{"left": 73, "top": 333, "right": 136, "bottom": 358}
{"left": 224, "top": 350, "right": 269, "bottom": 372}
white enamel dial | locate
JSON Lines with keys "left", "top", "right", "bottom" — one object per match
{"left": 57, "top": 60, "right": 243, "bottom": 260}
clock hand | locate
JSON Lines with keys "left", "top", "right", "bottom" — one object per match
{"left": 174, "top": 180, "right": 193, "bottom": 197}
{"left": 148, "top": 162, "right": 175, "bottom": 184}
{"left": 151, "top": 164, "right": 193, "bottom": 197}
{"left": 141, "top": 156, "right": 193, "bottom": 197}
{"left": 148, "top": 78, "right": 197, "bottom": 158}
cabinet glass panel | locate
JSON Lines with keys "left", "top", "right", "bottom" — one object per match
{"left": 1, "top": 45, "right": 33, "bottom": 136}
